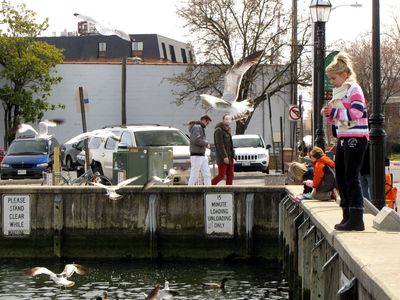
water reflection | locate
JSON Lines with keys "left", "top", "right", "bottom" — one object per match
{"left": 0, "top": 259, "right": 289, "bottom": 299}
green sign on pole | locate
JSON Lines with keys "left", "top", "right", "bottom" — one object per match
{"left": 324, "top": 50, "right": 339, "bottom": 91}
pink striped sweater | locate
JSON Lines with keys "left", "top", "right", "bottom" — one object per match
{"left": 327, "top": 83, "right": 369, "bottom": 140}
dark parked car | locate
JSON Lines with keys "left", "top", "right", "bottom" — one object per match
{"left": 1, "top": 136, "right": 59, "bottom": 179}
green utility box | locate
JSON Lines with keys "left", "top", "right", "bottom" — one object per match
{"left": 113, "top": 147, "right": 173, "bottom": 185}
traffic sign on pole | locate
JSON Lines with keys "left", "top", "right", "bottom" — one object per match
{"left": 289, "top": 105, "right": 301, "bottom": 121}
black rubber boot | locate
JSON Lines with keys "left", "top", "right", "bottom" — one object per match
{"left": 335, "top": 208, "right": 365, "bottom": 231}
{"left": 338, "top": 207, "right": 350, "bottom": 225}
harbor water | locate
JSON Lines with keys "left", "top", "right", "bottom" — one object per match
{"left": 0, "top": 259, "right": 288, "bottom": 299}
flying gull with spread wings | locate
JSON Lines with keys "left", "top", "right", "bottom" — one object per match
{"left": 91, "top": 175, "right": 142, "bottom": 200}
{"left": 200, "top": 50, "right": 263, "bottom": 122}
{"left": 74, "top": 13, "right": 131, "bottom": 42}
{"left": 142, "top": 168, "right": 180, "bottom": 191}
{"left": 25, "top": 263, "right": 88, "bottom": 288}
{"left": 17, "top": 119, "right": 64, "bottom": 139}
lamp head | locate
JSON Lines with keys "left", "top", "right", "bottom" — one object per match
{"left": 310, "top": 0, "right": 332, "bottom": 23}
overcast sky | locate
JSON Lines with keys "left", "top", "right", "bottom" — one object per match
{"left": 10, "top": 0, "right": 400, "bottom": 45}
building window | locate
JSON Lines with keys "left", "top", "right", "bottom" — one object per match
{"left": 131, "top": 41, "right": 144, "bottom": 58}
{"left": 98, "top": 42, "right": 106, "bottom": 58}
{"left": 181, "top": 48, "right": 188, "bottom": 63}
{"left": 132, "top": 41, "right": 143, "bottom": 51}
{"left": 188, "top": 50, "right": 194, "bottom": 63}
{"left": 169, "top": 45, "right": 176, "bottom": 62}
{"left": 161, "top": 42, "right": 167, "bottom": 60}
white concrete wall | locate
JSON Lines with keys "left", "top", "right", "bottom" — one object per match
{"left": 0, "top": 64, "right": 291, "bottom": 148}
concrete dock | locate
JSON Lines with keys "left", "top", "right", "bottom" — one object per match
{"left": 282, "top": 185, "right": 400, "bottom": 300}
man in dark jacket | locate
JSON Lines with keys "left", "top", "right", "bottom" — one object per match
{"left": 188, "top": 114, "right": 212, "bottom": 185}
{"left": 211, "top": 114, "right": 235, "bottom": 185}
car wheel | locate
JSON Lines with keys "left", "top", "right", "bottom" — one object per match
{"left": 66, "top": 156, "right": 74, "bottom": 171}
{"left": 92, "top": 165, "right": 110, "bottom": 185}
{"left": 262, "top": 166, "right": 270, "bottom": 174}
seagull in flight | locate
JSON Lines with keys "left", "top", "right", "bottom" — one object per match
{"left": 64, "top": 129, "right": 121, "bottom": 145}
{"left": 91, "top": 175, "right": 142, "bottom": 200}
{"left": 142, "top": 168, "right": 178, "bottom": 190}
{"left": 200, "top": 50, "right": 263, "bottom": 123}
{"left": 74, "top": 13, "right": 131, "bottom": 42}
{"left": 18, "top": 119, "right": 64, "bottom": 138}
{"left": 25, "top": 263, "right": 88, "bottom": 288}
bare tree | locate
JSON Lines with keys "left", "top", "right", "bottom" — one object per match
{"left": 171, "top": 0, "right": 312, "bottom": 134}
{"left": 344, "top": 23, "right": 400, "bottom": 152}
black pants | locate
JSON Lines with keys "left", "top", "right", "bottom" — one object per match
{"left": 335, "top": 137, "right": 368, "bottom": 209}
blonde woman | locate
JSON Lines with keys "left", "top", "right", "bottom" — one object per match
{"left": 321, "top": 52, "right": 369, "bottom": 231}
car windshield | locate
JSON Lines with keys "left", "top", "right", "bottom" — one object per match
{"left": 7, "top": 140, "right": 49, "bottom": 155}
{"left": 233, "top": 138, "right": 263, "bottom": 148}
{"left": 134, "top": 130, "right": 189, "bottom": 147}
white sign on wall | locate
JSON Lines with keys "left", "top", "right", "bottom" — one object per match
{"left": 2, "top": 195, "right": 31, "bottom": 236}
{"left": 205, "top": 193, "right": 234, "bottom": 236}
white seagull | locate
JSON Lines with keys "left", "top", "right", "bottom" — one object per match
{"left": 18, "top": 119, "right": 63, "bottom": 138}
{"left": 25, "top": 263, "right": 88, "bottom": 288}
{"left": 142, "top": 168, "right": 178, "bottom": 191}
{"left": 200, "top": 50, "right": 264, "bottom": 122}
{"left": 74, "top": 13, "right": 131, "bottom": 42}
{"left": 64, "top": 129, "right": 121, "bottom": 145}
{"left": 91, "top": 175, "right": 142, "bottom": 200}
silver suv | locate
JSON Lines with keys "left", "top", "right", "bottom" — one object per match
{"left": 79, "top": 125, "right": 191, "bottom": 183}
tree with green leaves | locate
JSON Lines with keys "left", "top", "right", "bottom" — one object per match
{"left": 0, "top": 0, "right": 64, "bottom": 147}
{"left": 171, "top": 0, "right": 312, "bottom": 134}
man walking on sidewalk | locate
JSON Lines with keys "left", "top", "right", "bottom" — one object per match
{"left": 188, "top": 114, "right": 212, "bottom": 185}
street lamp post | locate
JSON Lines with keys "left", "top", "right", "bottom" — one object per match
{"left": 310, "top": 0, "right": 332, "bottom": 151}
{"left": 370, "top": 0, "right": 386, "bottom": 209}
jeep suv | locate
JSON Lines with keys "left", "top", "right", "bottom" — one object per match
{"left": 232, "top": 134, "right": 271, "bottom": 173}
{"left": 79, "top": 125, "right": 192, "bottom": 183}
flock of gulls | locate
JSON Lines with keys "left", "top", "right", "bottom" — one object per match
{"left": 25, "top": 263, "right": 229, "bottom": 299}
{"left": 15, "top": 12, "right": 265, "bottom": 300}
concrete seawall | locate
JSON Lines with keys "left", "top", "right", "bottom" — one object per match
{"left": 0, "top": 185, "right": 285, "bottom": 260}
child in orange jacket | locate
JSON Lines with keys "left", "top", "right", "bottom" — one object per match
{"left": 304, "top": 147, "right": 336, "bottom": 200}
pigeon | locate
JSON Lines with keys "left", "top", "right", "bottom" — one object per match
{"left": 74, "top": 13, "right": 131, "bottom": 42}
{"left": 17, "top": 119, "right": 64, "bottom": 138}
{"left": 202, "top": 277, "right": 229, "bottom": 289}
{"left": 200, "top": 50, "right": 264, "bottom": 123}
{"left": 25, "top": 263, "right": 88, "bottom": 288}
{"left": 142, "top": 168, "right": 178, "bottom": 190}
{"left": 91, "top": 175, "right": 142, "bottom": 200}
{"left": 64, "top": 129, "right": 121, "bottom": 145}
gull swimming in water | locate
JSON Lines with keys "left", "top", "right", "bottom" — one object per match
{"left": 91, "top": 175, "right": 142, "bottom": 200}
{"left": 64, "top": 129, "right": 121, "bottom": 145}
{"left": 74, "top": 13, "right": 131, "bottom": 42}
{"left": 142, "top": 168, "right": 178, "bottom": 191}
{"left": 25, "top": 263, "right": 88, "bottom": 288}
{"left": 202, "top": 277, "right": 229, "bottom": 289}
{"left": 17, "top": 119, "right": 64, "bottom": 138}
{"left": 200, "top": 50, "right": 263, "bottom": 123}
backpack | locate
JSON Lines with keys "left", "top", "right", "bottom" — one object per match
{"left": 317, "top": 164, "right": 336, "bottom": 193}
